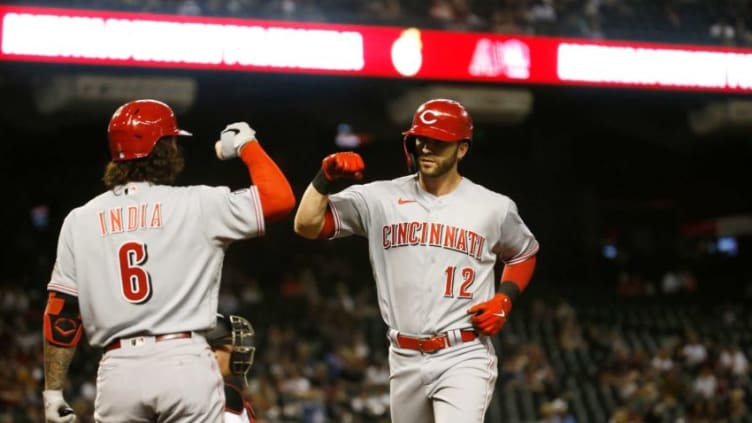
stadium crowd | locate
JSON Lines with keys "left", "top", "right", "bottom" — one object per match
{"left": 1, "top": 224, "right": 750, "bottom": 422}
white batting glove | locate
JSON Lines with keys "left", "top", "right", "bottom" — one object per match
{"left": 215, "top": 122, "right": 257, "bottom": 160}
{"left": 43, "top": 390, "right": 76, "bottom": 423}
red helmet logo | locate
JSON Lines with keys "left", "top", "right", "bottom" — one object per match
{"left": 419, "top": 110, "right": 439, "bottom": 125}
{"left": 107, "top": 99, "right": 191, "bottom": 162}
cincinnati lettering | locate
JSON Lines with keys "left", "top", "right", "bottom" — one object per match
{"left": 381, "top": 221, "right": 485, "bottom": 260}
{"left": 97, "top": 203, "right": 163, "bottom": 236}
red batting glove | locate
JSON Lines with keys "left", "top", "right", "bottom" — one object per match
{"left": 467, "top": 293, "right": 513, "bottom": 336}
{"left": 322, "top": 152, "right": 364, "bottom": 182}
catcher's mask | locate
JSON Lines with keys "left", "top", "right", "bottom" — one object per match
{"left": 401, "top": 98, "right": 473, "bottom": 172}
{"left": 206, "top": 314, "right": 256, "bottom": 385}
{"left": 107, "top": 99, "right": 192, "bottom": 162}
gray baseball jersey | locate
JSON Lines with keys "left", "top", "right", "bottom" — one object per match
{"left": 47, "top": 181, "right": 265, "bottom": 346}
{"left": 329, "top": 174, "right": 538, "bottom": 423}
{"left": 328, "top": 174, "right": 539, "bottom": 336}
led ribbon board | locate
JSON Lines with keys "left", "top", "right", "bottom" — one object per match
{"left": 2, "top": 6, "right": 752, "bottom": 93}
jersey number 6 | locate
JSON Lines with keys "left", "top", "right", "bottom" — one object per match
{"left": 443, "top": 266, "right": 475, "bottom": 299}
{"left": 118, "top": 241, "right": 153, "bottom": 304}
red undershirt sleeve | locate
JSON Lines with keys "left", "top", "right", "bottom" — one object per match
{"left": 240, "top": 143, "right": 296, "bottom": 222}
{"left": 500, "top": 255, "right": 536, "bottom": 293}
{"left": 318, "top": 207, "right": 336, "bottom": 239}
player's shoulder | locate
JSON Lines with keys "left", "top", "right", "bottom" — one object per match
{"left": 149, "top": 184, "right": 248, "bottom": 200}
{"left": 340, "top": 175, "right": 412, "bottom": 196}
{"left": 172, "top": 184, "right": 231, "bottom": 194}
{"left": 460, "top": 178, "right": 518, "bottom": 217}
{"left": 73, "top": 184, "right": 233, "bottom": 211}
{"left": 368, "top": 174, "right": 416, "bottom": 190}
{"left": 391, "top": 174, "right": 418, "bottom": 187}
{"left": 69, "top": 190, "right": 114, "bottom": 216}
{"left": 462, "top": 177, "right": 513, "bottom": 203}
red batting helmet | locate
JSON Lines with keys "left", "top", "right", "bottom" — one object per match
{"left": 402, "top": 99, "right": 473, "bottom": 171}
{"left": 107, "top": 99, "right": 192, "bottom": 161}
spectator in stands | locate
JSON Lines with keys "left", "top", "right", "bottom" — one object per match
{"left": 177, "top": 0, "right": 202, "bottom": 15}
{"left": 661, "top": 268, "right": 682, "bottom": 295}
{"left": 359, "top": 0, "right": 403, "bottom": 22}
{"left": 692, "top": 365, "right": 718, "bottom": 400}
{"left": 727, "top": 387, "right": 748, "bottom": 420}
{"left": 526, "top": 0, "right": 557, "bottom": 34}
{"left": 681, "top": 330, "right": 708, "bottom": 368}
{"left": 447, "top": 0, "right": 485, "bottom": 31}
{"left": 427, "top": 0, "right": 454, "bottom": 27}
{"left": 651, "top": 346, "right": 675, "bottom": 372}
{"left": 718, "top": 345, "right": 749, "bottom": 381}
{"left": 540, "top": 397, "right": 576, "bottom": 423}
{"left": 525, "top": 344, "right": 557, "bottom": 394}
{"left": 491, "top": 6, "right": 527, "bottom": 34}
{"left": 709, "top": 15, "right": 736, "bottom": 45}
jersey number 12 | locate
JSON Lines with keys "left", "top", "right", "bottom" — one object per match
{"left": 444, "top": 266, "right": 475, "bottom": 298}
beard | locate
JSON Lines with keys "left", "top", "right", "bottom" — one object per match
{"left": 417, "top": 146, "right": 460, "bottom": 178}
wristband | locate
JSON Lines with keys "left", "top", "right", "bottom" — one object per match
{"left": 312, "top": 169, "right": 331, "bottom": 195}
{"left": 498, "top": 281, "right": 520, "bottom": 302}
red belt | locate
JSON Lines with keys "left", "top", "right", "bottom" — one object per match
{"left": 104, "top": 332, "right": 192, "bottom": 352}
{"left": 395, "top": 330, "right": 478, "bottom": 353}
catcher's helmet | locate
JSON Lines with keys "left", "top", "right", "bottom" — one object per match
{"left": 107, "top": 99, "right": 192, "bottom": 162}
{"left": 206, "top": 314, "right": 256, "bottom": 385}
{"left": 402, "top": 99, "right": 473, "bottom": 171}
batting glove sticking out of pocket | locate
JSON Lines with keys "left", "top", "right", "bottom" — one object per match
{"left": 43, "top": 390, "right": 76, "bottom": 423}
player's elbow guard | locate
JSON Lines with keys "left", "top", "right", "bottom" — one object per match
{"left": 43, "top": 291, "right": 83, "bottom": 348}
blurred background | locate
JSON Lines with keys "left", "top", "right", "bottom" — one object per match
{"left": 1, "top": 1, "right": 751, "bottom": 422}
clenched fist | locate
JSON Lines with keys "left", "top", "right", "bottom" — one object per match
{"left": 312, "top": 152, "right": 365, "bottom": 194}
{"left": 467, "top": 293, "right": 513, "bottom": 336}
{"left": 215, "top": 122, "right": 257, "bottom": 160}
{"left": 322, "top": 152, "right": 365, "bottom": 182}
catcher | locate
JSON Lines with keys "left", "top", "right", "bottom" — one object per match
{"left": 206, "top": 314, "right": 258, "bottom": 423}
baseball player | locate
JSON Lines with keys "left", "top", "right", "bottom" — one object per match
{"left": 294, "top": 99, "right": 539, "bottom": 423}
{"left": 42, "top": 99, "right": 295, "bottom": 423}
{"left": 206, "top": 313, "right": 257, "bottom": 423}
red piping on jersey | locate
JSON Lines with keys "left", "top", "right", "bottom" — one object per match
{"left": 500, "top": 255, "right": 536, "bottom": 293}
{"left": 250, "top": 186, "right": 264, "bottom": 236}
{"left": 47, "top": 282, "right": 78, "bottom": 296}
{"left": 505, "top": 240, "right": 540, "bottom": 265}
{"left": 240, "top": 143, "right": 295, "bottom": 222}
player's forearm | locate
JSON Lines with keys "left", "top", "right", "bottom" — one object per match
{"left": 43, "top": 339, "right": 76, "bottom": 390}
{"left": 240, "top": 143, "right": 296, "bottom": 221}
{"left": 293, "top": 184, "right": 329, "bottom": 239}
{"left": 499, "top": 255, "right": 537, "bottom": 300}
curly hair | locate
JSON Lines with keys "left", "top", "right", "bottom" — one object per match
{"left": 103, "top": 138, "right": 185, "bottom": 189}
